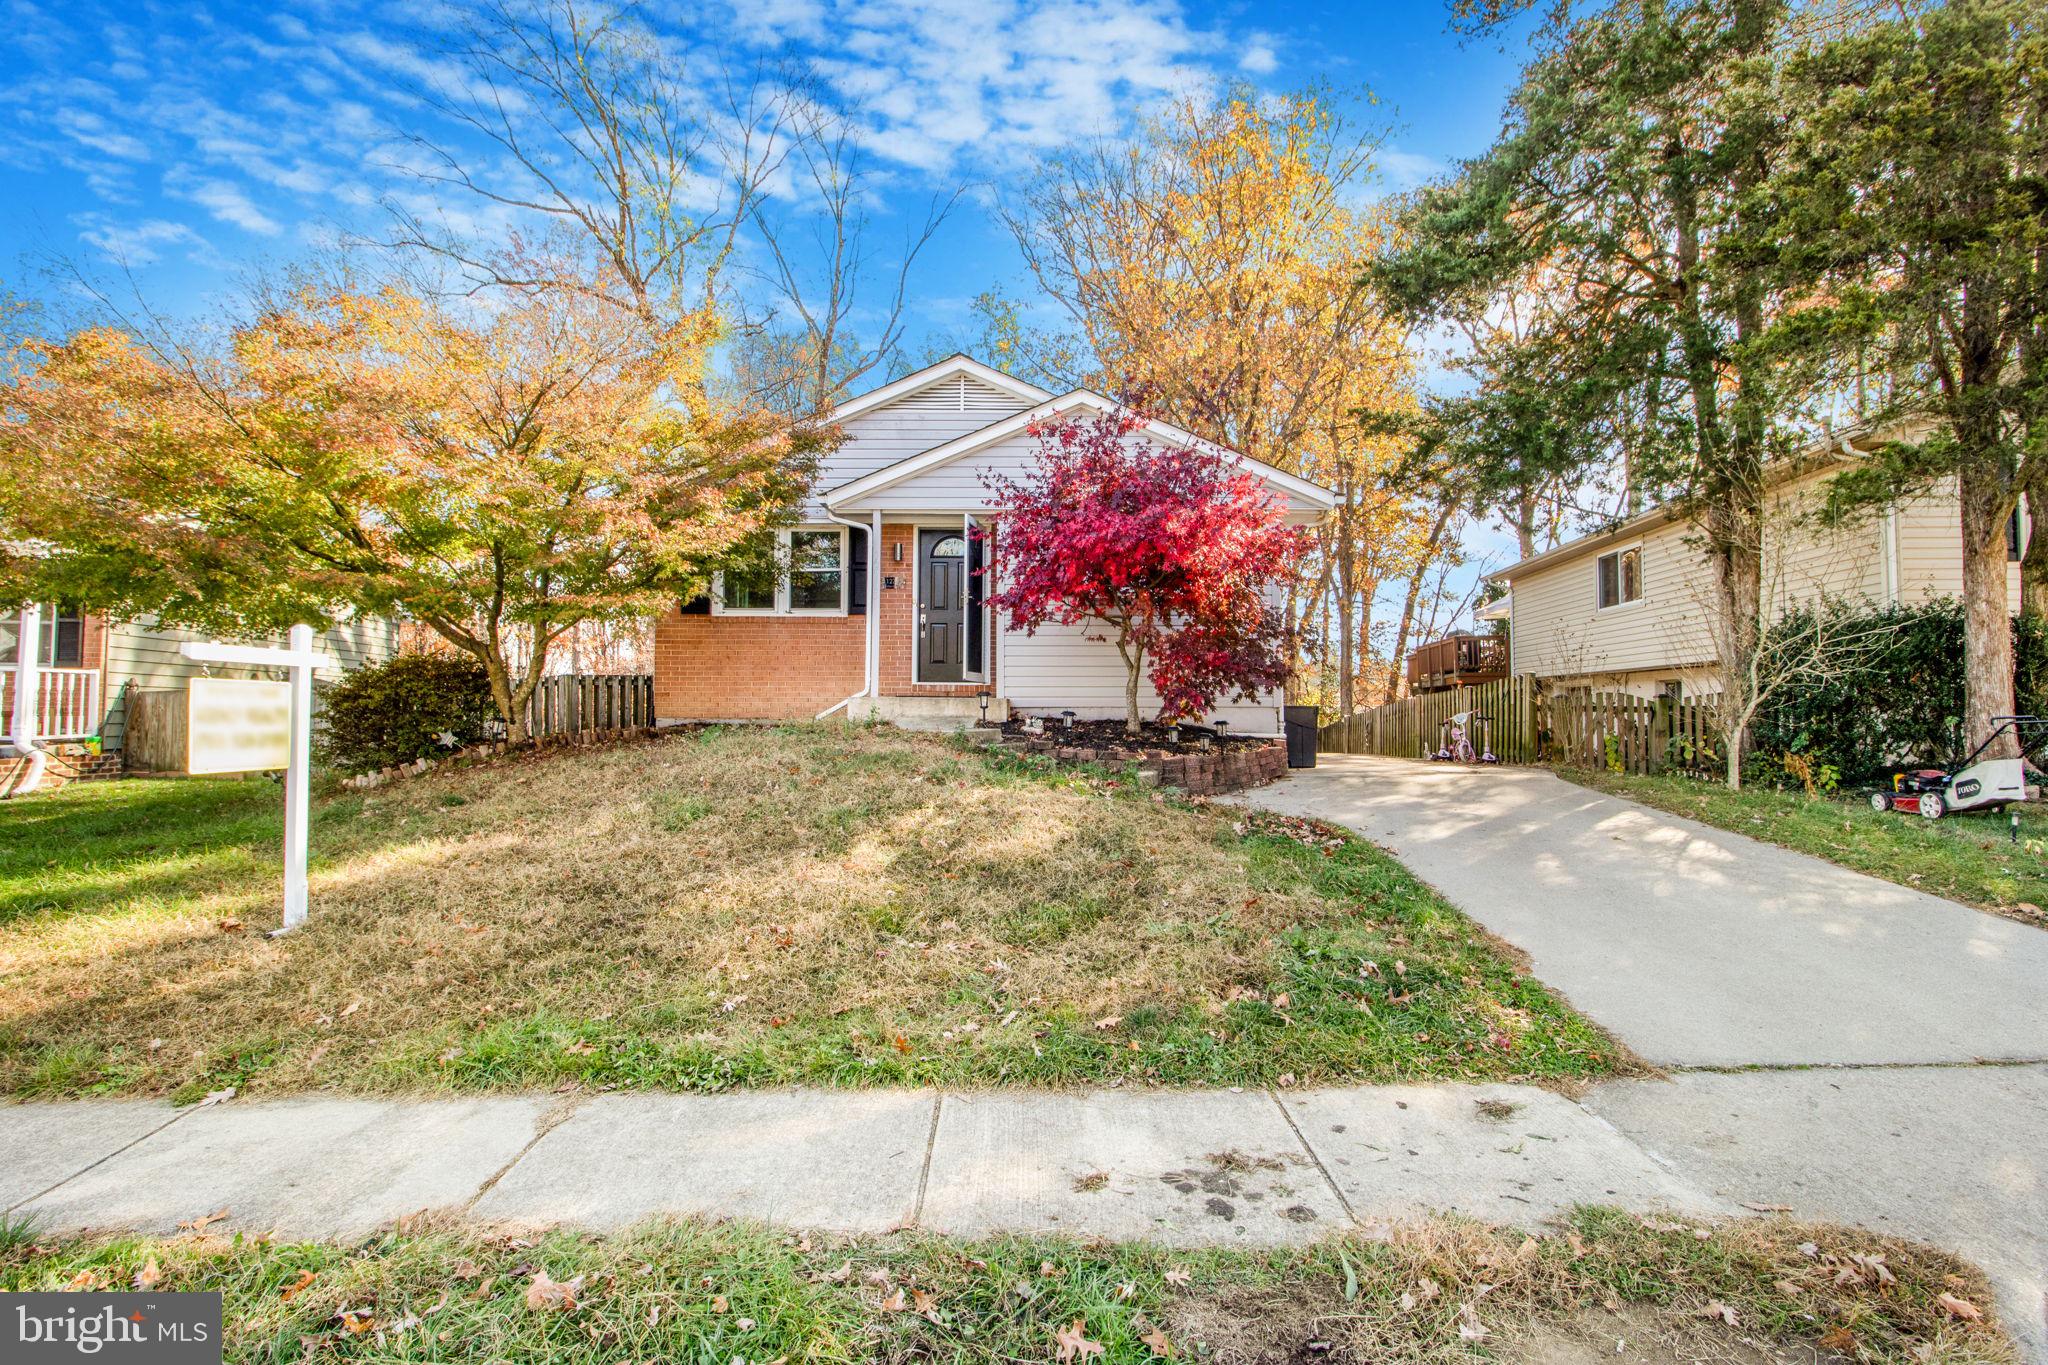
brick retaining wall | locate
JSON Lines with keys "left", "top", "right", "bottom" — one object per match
{"left": 996, "top": 734, "right": 1289, "bottom": 795}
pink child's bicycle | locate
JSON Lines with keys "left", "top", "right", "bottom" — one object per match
{"left": 1429, "top": 711, "right": 1500, "bottom": 764}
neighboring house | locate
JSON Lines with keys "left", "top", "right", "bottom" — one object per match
{"left": 1493, "top": 428, "right": 2025, "bottom": 696}
{"left": 653, "top": 354, "right": 1336, "bottom": 734}
{"left": 1, "top": 604, "right": 397, "bottom": 758}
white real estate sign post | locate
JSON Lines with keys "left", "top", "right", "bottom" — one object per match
{"left": 180, "top": 625, "right": 338, "bottom": 933}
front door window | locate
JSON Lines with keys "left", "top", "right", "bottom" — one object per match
{"left": 919, "top": 531, "right": 966, "bottom": 682}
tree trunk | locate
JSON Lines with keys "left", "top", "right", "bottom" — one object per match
{"left": 1959, "top": 458, "right": 2019, "bottom": 758}
{"left": 1115, "top": 628, "right": 1144, "bottom": 737}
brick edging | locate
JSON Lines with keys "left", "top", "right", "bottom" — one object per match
{"left": 993, "top": 734, "right": 1290, "bottom": 794}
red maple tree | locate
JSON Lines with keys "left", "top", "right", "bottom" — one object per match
{"left": 982, "top": 407, "right": 1305, "bottom": 735}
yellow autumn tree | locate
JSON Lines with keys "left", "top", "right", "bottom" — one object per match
{"left": 1007, "top": 84, "right": 1440, "bottom": 716}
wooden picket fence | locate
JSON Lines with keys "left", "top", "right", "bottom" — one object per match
{"left": 524, "top": 673, "right": 655, "bottom": 742}
{"left": 1318, "top": 676, "right": 1722, "bottom": 776}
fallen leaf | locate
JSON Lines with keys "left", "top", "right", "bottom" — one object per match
{"left": 1114, "top": 1282, "right": 1136, "bottom": 1302}
{"left": 892, "top": 1035, "right": 912, "bottom": 1054}
{"left": 340, "top": 1001, "right": 362, "bottom": 1018}
{"left": 1141, "top": 1324, "right": 1177, "bottom": 1358}
{"left": 1093, "top": 1016, "right": 1122, "bottom": 1031}
{"left": 1271, "top": 993, "right": 1290, "bottom": 1009}
{"left": 912, "top": 1287, "right": 939, "bottom": 1320}
{"left": 823, "top": 1261, "right": 853, "bottom": 1284}
{"left": 177, "top": 1207, "right": 230, "bottom": 1232}
{"left": 197, "top": 1088, "right": 236, "bottom": 1108}
{"left": 453, "top": 1259, "right": 484, "bottom": 1281}
{"left": 1456, "top": 1305, "right": 1489, "bottom": 1342}
{"left": 339, "top": 1310, "right": 374, "bottom": 1335}
{"left": 133, "top": 1259, "right": 163, "bottom": 1291}
{"left": 524, "top": 1270, "right": 581, "bottom": 1312}
{"left": 65, "top": 1269, "right": 97, "bottom": 1291}
{"left": 1818, "top": 1326, "right": 1857, "bottom": 1352}
{"left": 1697, "top": 1301, "right": 1740, "bottom": 1327}
{"left": 879, "top": 1287, "right": 907, "bottom": 1312}
{"left": 1163, "top": 1267, "right": 1192, "bottom": 1287}
{"left": 1053, "top": 1318, "right": 1106, "bottom": 1361}
{"left": 736, "top": 1317, "right": 756, "bottom": 1330}
{"left": 711, "top": 1294, "right": 729, "bottom": 1313}
{"left": 218, "top": 917, "right": 243, "bottom": 932}
{"left": 1936, "top": 1292, "right": 1983, "bottom": 1321}
{"left": 561, "top": 1040, "right": 596, "bottom": 1056}
{"left": 280, "top": 1269, "right": 315, "bottom": 1302}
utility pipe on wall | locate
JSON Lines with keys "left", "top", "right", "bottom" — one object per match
{"left": 815, "top": 508, "right": 881, "bottom": 720}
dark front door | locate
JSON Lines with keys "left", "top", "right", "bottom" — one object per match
{"left": 919, "top": 529, "right": 967, "bottom": 682}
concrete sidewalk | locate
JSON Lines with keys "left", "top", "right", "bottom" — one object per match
{"left": 7, "top": 1072, "right": 2042, "bottom": 1358}
{"left": 1244, "top": 756, "right": 2048, "bottom": 1068}
{"left": 3, "top": 1083, "right": 1720, "bottom": 1245}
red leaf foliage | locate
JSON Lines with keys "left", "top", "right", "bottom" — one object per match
{"left": 982, "top": 407, "right": 1305, "bottom": 727}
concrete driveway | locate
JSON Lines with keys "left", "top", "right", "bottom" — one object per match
{"left": 1245, "top": 756, "right": 2048, "bottom": 1069}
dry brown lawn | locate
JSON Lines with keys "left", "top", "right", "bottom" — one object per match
{"left": 1, "top": 724, "right": 1617, "bottom": 1099}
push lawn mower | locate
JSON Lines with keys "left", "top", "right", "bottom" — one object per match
{"left": 1429, "top": 711, "right": 1501, "bottom": 764}
{"left": 1869, "top": 715, "right": 2048, "bottom": 820}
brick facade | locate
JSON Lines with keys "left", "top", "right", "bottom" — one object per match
{"left": 652, "top": 523, "right": 994, "bottom": 723}
{"left": 652, "top": 611, "right": 865, "bottom": 721}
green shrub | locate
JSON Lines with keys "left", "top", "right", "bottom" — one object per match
{"left": 1751, "top": 600, "right": 2048, "bottom": 784}
{"left": 316, "top": 653, "right": 496, "bottom": 773}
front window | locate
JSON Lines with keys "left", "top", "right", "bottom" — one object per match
{"left": 715, "top": 528, "right": 847, "bottom": 615}
{"left": 788, "top": 530, "right": 844, "bottom": 610}
{"left": 1596, "top": 548, "right": 1641, "bottom": 609}
{"left": 720, "top": 565, "right": 777, "bottom": 612}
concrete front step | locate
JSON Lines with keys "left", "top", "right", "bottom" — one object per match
{"left": 855, "top": 694, "right": 1009, "bottom": 732}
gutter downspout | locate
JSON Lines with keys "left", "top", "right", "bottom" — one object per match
{"left": 3, "top": 603, "right": 48, "bottom": 797}
{"left": 814, "top": 508, "right": 880, "bottom": 720}
{"left": 1840, "top": 434, "right": 1901, "bottom": 606}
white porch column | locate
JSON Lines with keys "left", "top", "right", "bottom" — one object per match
{"left": 7, "top": 602, "right": 42, "bottom": 752}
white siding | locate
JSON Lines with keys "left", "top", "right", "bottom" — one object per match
{"left": 816, "top": 375, "right": 1035, "bottom": 504}
{"left": 101, "top": 615, "right": 398, "bottom": 750}
{"left": 1893, "top": 477, "right": 2024, "bottom": 609}
{"left": 1509, "top": 518, "right": 1719, "bottom": 681}
{"left": 1506, "top": 467, "right": 2025, "bottom": 685}
{"left": 1000, "top": 619, "right": 1282, "bottom": 734}
{"left": 848, "top": 427, "right": 1328, "bottom": 518}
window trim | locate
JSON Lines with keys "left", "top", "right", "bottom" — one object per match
{"left": 1595, "top": 545, "right": 1644, "bottom": 611}
{"left": 711, "top": 526, "right": 849, "bottom": 617}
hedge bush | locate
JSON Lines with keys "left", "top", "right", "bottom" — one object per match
{"left": 316, "top": 653, "right": 497, "bottom": 773}
{"left": 1752, "top": 600, "right": 2048, "bottom": 784}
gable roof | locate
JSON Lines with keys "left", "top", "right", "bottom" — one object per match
{"left": 827, "top": 353, "right": 1053, "bottom": 425}
{"left": 822, "top": 388, "right": 1338, "bottom": 511}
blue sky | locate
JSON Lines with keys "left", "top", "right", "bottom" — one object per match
{"left": 1, "top": 0, "right": 1539, "bottom": 619}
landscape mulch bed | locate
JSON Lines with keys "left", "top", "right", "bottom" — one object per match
{"left": 994, "top": 716, "right": 1271, "bottom": 761}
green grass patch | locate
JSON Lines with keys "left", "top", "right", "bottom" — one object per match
{"left": 0, "top": 1212, "right": 2012, "bottom": 1364}
{"left": 3, "top": 726, "right": 1621, "bottom": 1099}
{"left": 1563, "top": 767, "right": 2048, "bottom": 925}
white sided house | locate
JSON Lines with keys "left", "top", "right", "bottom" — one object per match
{"left": 1493, "top": 429, "right": 2026, "bottom": 697}
{"left": 651, "top": 355, "right": 1335, "bottom": 733}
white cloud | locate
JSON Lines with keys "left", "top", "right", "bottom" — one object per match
{"left": 52, "top": 108, "right": 149, "bottom": 160}
{"left": 168, "top": 173, "right": 283, "bottom": 235}
{"left": 1239, "top": 35, "right": 1279, "bottom": 75}
{"left": 73, "top": 213, "right": 211, "bottom": 267}
{"left": 1375, "top": 146, "right": 1446, "bottom": 192}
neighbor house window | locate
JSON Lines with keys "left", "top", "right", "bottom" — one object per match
{"left": 0, "top": 603, "right": 82, "bottom": 666}
{"left": 1596, "top": 547, "right": 1642, "bottom": 609}
{"left": 715, "top": 528, "right": 848, "bottom": 615}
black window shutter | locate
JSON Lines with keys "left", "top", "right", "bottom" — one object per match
{"left": 849, "top": 526, "right": 868, "bottom": 616}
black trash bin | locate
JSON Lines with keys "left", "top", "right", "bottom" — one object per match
{"left": 1283, "top": 705, "right": 1319, "bottom": 769}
